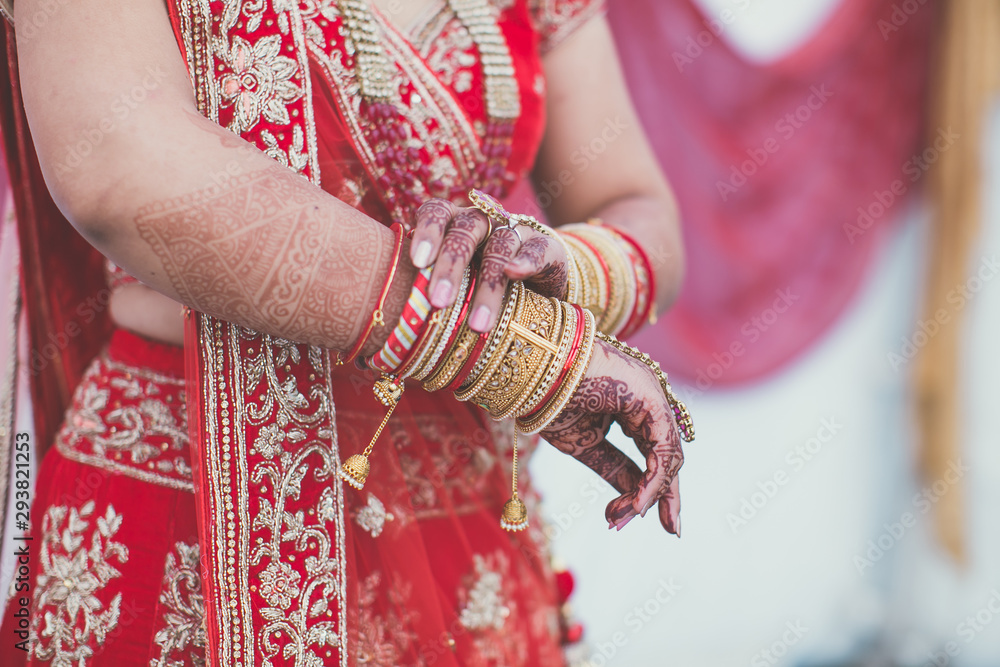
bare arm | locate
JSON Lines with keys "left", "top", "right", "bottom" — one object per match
{"left": 15, "top": 0, "right": 413, "bottom": 352}
{"left": 531, "top": 16, "right": 684, "bottom": 312}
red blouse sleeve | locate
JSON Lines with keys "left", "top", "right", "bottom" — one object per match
{"left": 527, "top": 0, "right": 606, "bottom": 54}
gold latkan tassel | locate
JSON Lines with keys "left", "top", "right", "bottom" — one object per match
{"left": 340, "top": 375, "right": 404, "bottom": 490}
{"left": 500, "top": 431, "right": 528, "bottom": 531}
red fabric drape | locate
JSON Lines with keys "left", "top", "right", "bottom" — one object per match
{"left": 609, "top": 0, "right": 935, "bottom": 389}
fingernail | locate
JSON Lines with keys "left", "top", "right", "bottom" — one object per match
{"left": 413, "top": 240, "right": 433, "bottom": 268}
{"left": 469, "top": 305, "right": 491, "bottom": 332}
{"left": 431, "top": 280, "right": 452, "bottom": 308}
{"left": 676, "top": 514, "right": 682, "bottom": 538}
{"left": 615, "top": 515, "right": 635, "bottom": 531}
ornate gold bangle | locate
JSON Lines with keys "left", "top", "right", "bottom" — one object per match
{"left": 456, "top": 281, "right": 524, "bottom": 400}
{"left": 422, "top": 324, "right": 479, "bottom": 392}
{"left": 492, "top": 294, "right": 564, "bottom": 420}
{"left": 514, "top": 300, "right": 577, "bottom": 419}
{"left": 472, "top": 289, "right": 560, "bottom": 417}
{"left": 516, "top": 308, "right": 596, "bottom": 435}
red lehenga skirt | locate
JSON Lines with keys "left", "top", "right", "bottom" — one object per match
{"left": 1, "top": 329, "right": 568, "bottom": 665}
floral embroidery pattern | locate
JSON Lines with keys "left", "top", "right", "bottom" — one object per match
{"left": 220, "top": 34, "right": 304, "bottom": 133}
{"left": 458, "top": 554, "right": 510, "bottom": 632}
{"left": 392, "top": 413, "right": 500, "bottom": 517}
{"left": 353, "top": 494, "right": 393, "bottom": 538}
{"left": 258, "top": 561, "right": 302, "bottom": 610}
{"left": 31, "top": 502, "right": 129, "bottom": 666}
{"left": 455, "top": 551, "right": 527, "bottom": 666}
{"left": 354, "top": 572, "right": 421, "bottom": 667}
{"left": 151, "top": 542, "right": 206, "bottom": 667}
{"left": 242, "top": 336, "right": 346, "bottom": 665}
{"left": 56, "top": 354, "right": 193, "bottom": 491}
{"left": 418, "top": 18, "right": 477, "bottom": 94}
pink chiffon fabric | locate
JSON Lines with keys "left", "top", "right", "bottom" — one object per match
{"left": 607, "top": 0, "right": 935, "bottom": 388}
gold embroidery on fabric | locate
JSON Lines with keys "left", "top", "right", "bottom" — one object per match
{"left": 415, "top": 13, "right": 477, "bottom": 93}
{"left": 151, "top": 541, "right": 207, "bottom": 667}
{"left": 176, "top": 0, "right": 348, "bottom": 662}
{"left": 30, "top": 502, "right": 130, "bottom": 664}
{"left": 220, "top": 34, "right": 304, "bottom": 133}
{"left": 55, "top": 353, "right": 194, "bottom": 492}
{"left": 458, "top": 554, "right": 510, "bottom": 631}
{"left": 355, "top": 572, "right": 421, "bottom": 667}
{"left": 529, "top": 0, "right": 606, "bottom": 53}
{"left": 242, "top": 334, "right": 347, "bottom": 664}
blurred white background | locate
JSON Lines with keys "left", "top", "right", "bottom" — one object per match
{"left": 531, "top": 1, "right": 1000, "bottom": 665}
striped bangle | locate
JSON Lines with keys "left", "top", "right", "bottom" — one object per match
{"left": 369, "top": 267, "right": 433, "bottom": 374}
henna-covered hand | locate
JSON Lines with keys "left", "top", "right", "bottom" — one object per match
{"left": 540, "top": 340, "right": 683, "bottom": 535}
{"left": 409, "top": 198, "right": 570, "bottom": 332}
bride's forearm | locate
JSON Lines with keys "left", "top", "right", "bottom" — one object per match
{"left": 15, "top": 0, "right": 412, "bottom": 354}
{"left": 50, "top": 111, "right": 414, "bottom": 353}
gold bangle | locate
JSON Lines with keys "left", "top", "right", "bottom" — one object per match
{"left": 473, "top": 289, "right": 560, "bottom": 417}
{"left": 516, "top": 308, "right": 596, "bottom": 435}
{"left": 422, "top": 324, "right": 478, "bottom": 392}
{"left": 456, "top": 281, "right": 524, "bottom": 400}
{"left": 514, "top": 300, "right": 577, "bottom": 419}
{"left": 491, "top": 294, "right": 564, "bottom": 420}
{"left": 552, "top": 231, "right": 581, "bottom": 303}
{"left": 566, "top": 225, "right": 632, "bottom": 335}
{"left": 562, "top": 234, "right": 607, "bottom": 323}
{"left": 410, "top": 267, "right": 471, "bottom": 381}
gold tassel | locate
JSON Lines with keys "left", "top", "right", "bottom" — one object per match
{"left": 500, "top": 431, "right": 528, "bottom": 531}
{"left": 340, "top": 375, "right": 404, "bottom": 490}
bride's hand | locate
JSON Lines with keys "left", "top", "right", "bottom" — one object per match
{"left": 409, "top": 198, "right": 569, "bottom": 333}
{"left": 541, "top": 339, "right": 684, "bottom": 535}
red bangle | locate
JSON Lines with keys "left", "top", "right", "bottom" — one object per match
{"left": 396, "top": 309, "right": 441, "bottom": 378}
{"left": 520, "top": 304, "right": 585, "bottom": 422}
{"left": 338, "top": 222, "right": 405, "bottom": 365}
{"left": 369, "top": 268, "right": 433, "bottom": 374}
{"left": 609, "top": 226, "right": 657, "bottom": 337}
{"left": 446, "top": 329, "right": 489, "bottom": 393}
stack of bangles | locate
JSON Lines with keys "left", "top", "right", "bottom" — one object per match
{"left": 339, "top": 191, "right": 692, "bottom": 533}
{"left": 558, "top": 219, "right": 655, "bottom": 338}
{"left": 464, "top": 189, "right": 655, "bottom": 338}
